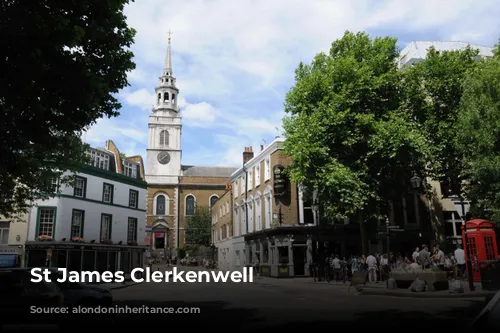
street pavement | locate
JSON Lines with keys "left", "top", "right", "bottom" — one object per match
{"left": 99, "top": 266, "right": 487, "bottom": 331}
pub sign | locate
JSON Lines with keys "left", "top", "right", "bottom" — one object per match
{"left": 273, "top": 165, "right": 288, "bottom": 198}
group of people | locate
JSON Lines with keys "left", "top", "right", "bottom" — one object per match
{"left": 310, "top": 243, "right": 469, "bottom": 283}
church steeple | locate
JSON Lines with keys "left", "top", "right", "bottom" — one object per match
{"left": 163, "top": 30, "right": 173, "bottom": 76}
{"left": 154, "top": 30, "right": 179, "bottom": 113}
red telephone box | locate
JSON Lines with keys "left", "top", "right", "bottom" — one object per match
{"left": 461, "top": 219, "right": 499, "bottom": 282}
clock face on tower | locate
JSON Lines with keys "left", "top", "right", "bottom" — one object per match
{"left": 157, "top": 151, "right": 171, "bottom": 165}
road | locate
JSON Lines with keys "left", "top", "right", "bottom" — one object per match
{"left": 106, "top": 267, "right": 485, "bottom": 331}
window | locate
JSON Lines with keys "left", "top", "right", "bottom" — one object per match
{"left": 100, "top": 214, "right": 112, "bottom": 241}
{"left": 129, "top": 190, "right": 138, "bottom": 208}
{"left": 156, "top": 195, "right": 166, "bottom": 215}
{"left": 234, "top": 207, "right": 239, "bottom": 236}
{"left": 70, "top": 210, "right": 84, "bottom": 238}
{"left": 50, "top": 177, "right": 59, "bottom": 193}
{"left": 210, "top": 195, "right": 218, "bottom": 207}
{"left": 255, "top": 165, "right": 260, "bottom": 187}
{"left": 87, "top": 149, "right": 110, "bottom": 170}
{"left": 102, "top": 183, "right": 114, "bottom": 203}
{"left": 265, "top": 158, "right": 270, "bottom": 180}
{"left": 255, "top": 197, "right": 262, "bottom": 230}
{"left": 0, "top": 222, "right": 9, "bottom": 244}
{"left": 242, "top": 175, "right": 246, "bottom": 193}
{"left": 73, "top": 177, "right": 86, "bottom": 198}
{"left": 265, "top": 195, "right": 271, "bottom": 228}
{"left": 127, "top": 218, "right": 138, "bottom": 242}
{"left": 185, "top": 195, "right": 195, "bottom": 215}
{"left": 159, "top": 130, "right": 169, "bottom": 146}
{"left": 234, "top": 181, "right": 238, "bottom": 197}
{"left": 248, "top": 170, "right": 253, "bottom": 189}
{"left": 123, "top": 161, "right": 138, "bottom": 178}
{"left": 36, "top": 207, "right": 56, "bottom": 238}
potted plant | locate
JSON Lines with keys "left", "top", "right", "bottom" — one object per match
{"left": 37, "top": 235, "right": 53, "bottom": 242}
{"left": 127, "top": 240, "right": 138, "bottom": 246}
{"left": 71, "top": 237, "right": 85, "bottom": 243}
{"left": 101, "top": 239, "right": 113, "bottom": 245}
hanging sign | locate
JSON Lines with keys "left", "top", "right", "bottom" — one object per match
{"left": 273, "top": 165, "right": 288, "bottom": 197}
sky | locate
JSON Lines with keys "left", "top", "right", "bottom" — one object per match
{"left": 83, "top": 0, "right": 500, "bottom": 168}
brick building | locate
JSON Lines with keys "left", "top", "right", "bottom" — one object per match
{"left": 145, "top": 36, "right": 236, "bottom": 254}
{"left": 211, "top": 188, "right": 233, "bottom": 270}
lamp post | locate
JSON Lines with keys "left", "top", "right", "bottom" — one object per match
{"left": 410, "top": 174, "right": 422, "bottom": 239}
{"left": 455, "top": 198, "right": 475, "bottom": 292}
{"left": 312, "top": 201, "right": 320, "bottom": 280}
{"left": 210, "top": 243, "right": 216, "bottom": 262}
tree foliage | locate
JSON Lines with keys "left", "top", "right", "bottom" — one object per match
{"left": 455, "top": 51, "right": 500, "bottom": 222}
{"left": 403, "top": 46, "right": 480, "bottom": 194}
{"left": 185, "top": 206, "right": 212, "bottom": 247}
{"left": 0, "top": 0, "right": 136, "bottom": 218}
{"left": 283, "top": 31, "right": 429, "bottom": 220}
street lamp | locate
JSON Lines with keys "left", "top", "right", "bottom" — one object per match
{"left": 410, "top": 174, "right": 423, "bottom": 238}
{"left": 312, "top": 201, "right": 321, "bottom": 280}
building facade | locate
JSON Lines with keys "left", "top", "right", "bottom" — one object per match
{"left": 144, "top": 36, "right": 236, "bottom": 254}
{"left": 211, "top": 188, "right": 233, "bottom": 271}
{"left": 24, "top": 140, "right": 147, "bottom": 273}
{"left": 397, "top": 41, "right": 494, "bottom": 69}
{"left": 0, "top": 212, "right": 27, "bottom": 268}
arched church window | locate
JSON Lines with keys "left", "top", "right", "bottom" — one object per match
{"left": 156, "top": 195, "right": 166, "bottom": 215}
{"left": 157, "top": 93, "right": 161, "bottom": 104}
{"left": 171, "top": 93, "right": 176, "bottom": 104}
{"left": 210, "top": 195, "right": 218, "bottom": 207}
{"left": 163, "top": 92, "right": 169, "bottom": 102}
{"left": 159, "top": 130, "right": 169, "bottom": 146}
{"left": 185, "top": 195, "right": 196, "bottom": 215}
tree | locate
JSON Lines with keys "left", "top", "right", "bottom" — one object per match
{"left": 455, "top": 48, "right": 500, "bottom": 223}
{"left": 185, "top": 206, "right": 212, "bottom": 246}
{"left": 282, "top": 31, "right": 430, "bottom": 253}
{"left": 402, "top": 46, "right": 480, "bottom": 195}
{"left": 0, "top": 0, "right": 136, "bottom": 218}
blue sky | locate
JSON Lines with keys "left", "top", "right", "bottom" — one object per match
{"left": 83, "top": 0, "right": 500, "bottom": 167}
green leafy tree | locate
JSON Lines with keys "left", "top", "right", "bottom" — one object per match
{"left": 0, "top": 0, "right": 136, "bottom": 218}
{"left": 283, "top": 31, "right": 429, "bottom": 252}
{"left": 402, "top": 46, "right": 480, "bottom": 195}
{"left": 185, "top": 206, "right": 212, "bottom": 246}
{"left": 455, "top": 48, "right": 500, "bottom": 223}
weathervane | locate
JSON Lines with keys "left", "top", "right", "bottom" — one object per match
{"left": 167, "top": 29, "right": 173, "bottom": 42}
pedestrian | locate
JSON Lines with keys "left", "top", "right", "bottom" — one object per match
{"left": 253, "top": 256, "right": 261, "bottom": 279}
{"left": 454, "top": 244, "right": 465, "bottom": 279}
{"left": 419, "top": 245, "right": 431, "bottom": 269}
{"left": 366, "top": 253, "right": 377, "bottom": 283}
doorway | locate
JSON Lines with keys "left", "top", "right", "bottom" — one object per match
{"left": 293, "top": 246, "right": 306, "bottom": 276}
{"left": 154, "top": 232, "right": 165, "bottom": 249}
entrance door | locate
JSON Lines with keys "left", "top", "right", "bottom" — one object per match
{"left": 154, "top": 232, "right": 165, "bottom": 250}
{"left": 293, "top": 246, "right": 306, "bottom": 275}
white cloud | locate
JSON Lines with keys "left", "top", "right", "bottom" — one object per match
{"left": 181, "top": 102, "right": 217, "bottom": 127}
{"left": 121, "top": 88, "right": 154, "bottom": 111}
{"left": 85, "top": 0, "right": 500, "bottom": 167}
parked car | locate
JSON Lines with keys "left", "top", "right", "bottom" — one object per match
{"left": 46, "top": 268, "right": 113, "bottom": 307}
{"left": 0, "top": 268, "right": 64, "bottom": 329}
{"left": 471, "top": 289, "right": 500, "bottom": 331}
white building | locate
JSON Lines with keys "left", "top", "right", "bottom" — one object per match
{"left": 24, "top": 140, "right": 147, "bottom": 272}
{"left": 398, "top": 41, "right": 494, "bottom": 69}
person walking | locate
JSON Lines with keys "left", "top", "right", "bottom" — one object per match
{"left": 454, "top": 244, "right": 466, "bottom": 279}
{"left": 366, "top": 253, "right": 377, "bottom": 283}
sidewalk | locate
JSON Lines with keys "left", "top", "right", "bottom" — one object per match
{"left": 252, "top": 276, "right": 495, "bottom": 299}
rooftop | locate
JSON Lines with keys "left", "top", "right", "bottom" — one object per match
{"left": 181, "top": 165, "right": 237, "bottom": 178}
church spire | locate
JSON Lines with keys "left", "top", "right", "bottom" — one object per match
{"left": 164, "top": 30, "right": 173, "bottom": 75}
{"left": 153, "top": 30, "right": 179, "bottom": 113}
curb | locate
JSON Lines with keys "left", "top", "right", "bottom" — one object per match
{"left": 359, "top": 288, "right": 495, "bottom": 299}
{"left": 110, "top": 282, "right": 142, "bottom": 290}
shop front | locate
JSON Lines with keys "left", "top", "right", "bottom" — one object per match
{"left": 24, "top": 241, "right": 147, "bottom": 273}
{"left": 0, "top": 245, "right": 23, "bottom": 268}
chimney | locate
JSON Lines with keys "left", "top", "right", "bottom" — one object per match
{"left": 243, "top": 146, "right": 254, "bottom": 164}
{"left": 260, "top": 145, "right": 264, "bottom": 151}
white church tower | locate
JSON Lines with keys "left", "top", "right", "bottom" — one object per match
{"left": 145, "top": 32, "right": 182, "bottom": 185}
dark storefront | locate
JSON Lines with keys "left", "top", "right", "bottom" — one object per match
{"left": 24, "top": 241, "right": 146, "bottom": 273}
{"left": 244, "top": 224, "right": 360, "bottom": 278}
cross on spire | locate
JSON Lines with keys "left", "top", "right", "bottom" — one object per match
{"left": 167, "top": 30, "right": 173, "bottom": 42}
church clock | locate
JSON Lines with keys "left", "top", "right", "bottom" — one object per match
{"left": 157, "top": 151, "right": 171, "bottom": 165}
